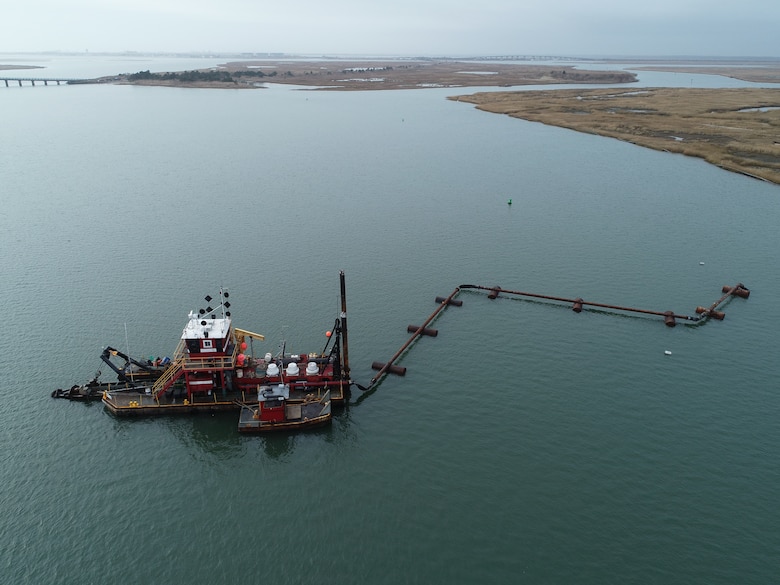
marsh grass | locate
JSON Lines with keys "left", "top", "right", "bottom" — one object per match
{"left": 452, "top": 88, "right": 780, "bottom": 184}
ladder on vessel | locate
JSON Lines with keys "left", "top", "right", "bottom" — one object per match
{"left": 151, "top": 340, "right": 186, "bottom": 400}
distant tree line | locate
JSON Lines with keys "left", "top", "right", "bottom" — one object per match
{"left": 341, "top": 66, "right": 393, "bottom": 73}
{"left": 546, "top": 69, "right": 634, "bottom": 83}
{"left": 126, "top": 69, "right": 278, "bottom": 83}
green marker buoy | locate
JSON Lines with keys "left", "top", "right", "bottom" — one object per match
{"left": 507, "top": 199, "right": 512, "bottom": 205}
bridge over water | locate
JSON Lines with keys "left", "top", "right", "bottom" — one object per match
{"left": 1, "top": 76, "right": 88, "bottom": 87}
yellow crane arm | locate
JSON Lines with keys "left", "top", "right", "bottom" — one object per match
{"left": 233, "top": 327, "right": 265, "bottom": 341}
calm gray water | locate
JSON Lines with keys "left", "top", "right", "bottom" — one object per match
{"left": 1, "top": 57, "right": 779, "bottom": 584}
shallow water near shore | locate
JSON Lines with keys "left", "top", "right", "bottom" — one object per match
{"left": 1, "top": 57, "right": 779, "bottom": 584}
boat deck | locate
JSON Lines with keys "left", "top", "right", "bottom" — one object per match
{"left": 237, "top": 396, "right": 331, "bottom": 434}
{"left": 102, "top": 384, "right": 344, "bottom": 416}
{"left": 102, "top": 389, "right": 241, "bottom": 416}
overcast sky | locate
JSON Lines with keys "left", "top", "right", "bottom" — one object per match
{"left": 3, "top": 0, "right": 778, "bottom": 57}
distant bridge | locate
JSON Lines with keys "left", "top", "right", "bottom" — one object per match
{"left": 460, "top": 55, "right": 586, "bottom": 62}
{"left": 0, "top": 76, "right": 88, "bottom": 87}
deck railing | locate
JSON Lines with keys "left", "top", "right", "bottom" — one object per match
{"left": 181, "top": 337, "right": 239, "bottom": 371}
{"left": 150, "top": 339, "right": 187, "bottom": 399}
{"left": 151, "top": 335, "right": 240, "bottom": 400}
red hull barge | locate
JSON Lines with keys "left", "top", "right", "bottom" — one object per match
{"left": 98, "top": 272, "right": 352, "bottom": 433}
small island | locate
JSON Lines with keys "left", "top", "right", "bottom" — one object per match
{"left": 110, "top": 59, "right": 637, "bottom": 90}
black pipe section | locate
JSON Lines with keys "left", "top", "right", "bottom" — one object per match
{"left": 339, "top": 270, "right": 350, "bottom": 380}
{"left": 364, "top": 282, "right": 748, "bottom": 394}
{"left": 365, "top": 287, "right": 461, "bottom": 390}
{"left": 459, "top": 283, "right": 749, "bottom": 324}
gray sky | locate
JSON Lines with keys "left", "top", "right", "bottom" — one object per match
{"left": 3, "top": 0, "right": 778, "bottom": 57}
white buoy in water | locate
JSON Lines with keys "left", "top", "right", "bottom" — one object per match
{"left": 699, "top": 261, "right": 705, "bottom": 265}
{"left": 664, "top": 350, "right": 672, "bottom": 355}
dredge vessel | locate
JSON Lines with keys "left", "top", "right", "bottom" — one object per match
{"left": 54, "top": 272, "right": 352, "bottom": 433}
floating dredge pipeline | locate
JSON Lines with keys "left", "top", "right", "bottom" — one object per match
{"left": 365, "top": 282, "right": 750, "bottom": 391}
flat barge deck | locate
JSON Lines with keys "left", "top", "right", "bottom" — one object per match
{"left": 102, "top": 383, "right": 345, "bottom": 416}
